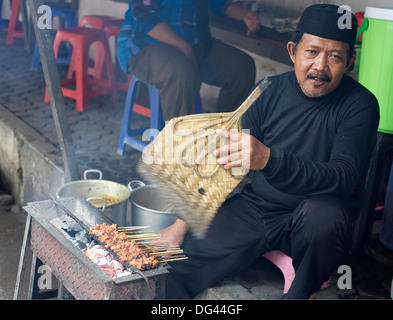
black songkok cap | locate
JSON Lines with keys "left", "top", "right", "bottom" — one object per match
{"left": 296, "top": 4, "right": 358, "bottom": 50}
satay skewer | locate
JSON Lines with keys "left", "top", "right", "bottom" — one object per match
{"left": 118, "top": 226, "right": 151, "bottom": 230}
{"left": 120, "top": 230, "right": 156, "bottom": 235}
{"left": 161, "top": 256, "right": 188, "bottom": 262}
{"left": 126, "top": 234, "right": 162, "bottom": 240}
{"left": 148, "top": 250, "right": 184, "bottom": 256}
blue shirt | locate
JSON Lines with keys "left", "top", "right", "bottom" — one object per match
{"left": 117, "top": 0, "right": 240, "bottom": 73}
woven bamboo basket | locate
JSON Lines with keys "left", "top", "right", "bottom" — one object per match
{"left": 138, "top": 77, "right": 271, "bottom": 239}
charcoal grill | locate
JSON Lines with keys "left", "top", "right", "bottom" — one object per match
{"left": 15, "top": 197, "right": 169, "bottom": 300}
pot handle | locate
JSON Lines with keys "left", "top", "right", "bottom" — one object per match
{"left": 86, "top": 197, "right": 107, "bottom": 212}
{"left": 84, "top": 169, "right": 103, "bottom": 180}
{"left": 128, "top": 180, "right": 146, "bottom": 192}
{"left": 356, "top": 17, "right": 368, "bottom": 44}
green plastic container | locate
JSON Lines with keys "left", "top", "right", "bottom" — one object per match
{"left": 358, "top": 6, "right": 393, "bottom": 133}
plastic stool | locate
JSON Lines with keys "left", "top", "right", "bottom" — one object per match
{"left": 79, "top": 15, "right": 123, "bottom": 30}
{"left": 69, "top": 15, "right": 123, "bottom": 79}
{"left": 6, "top": 0, "right": 23, "bottom": 45}
{"left": 117, "top": 76, "right": 203, "bottom": 154}
{"left": 104, "top": 25, "right": 130, "bottom": 92}
{"left": 30, "top": 7, "right": 77, "bottom": 71}
{"left": 262, "top": 250, "right": 330, "bottom": 295}
{"left": 44, "top": 26, "right": 118, "bottom": 112}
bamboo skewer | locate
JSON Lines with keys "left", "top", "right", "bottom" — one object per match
{"left": 116, "top": 225, "right": 188, "bottom": 263}
{"left": 149, "top": 250, "right": 184, "bottom": 256}
{"left": 118, "top": 226, "right": 151, "bottom": 230}
{"left": 161, "top": 256, "right": 188, "bottom": 262}
{"left": 126, "top": 234, "right": 162, "bottom": 239}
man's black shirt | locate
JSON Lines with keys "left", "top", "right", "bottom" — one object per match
{"left": 242, "top": 71, "right": 380, "bottom": 220}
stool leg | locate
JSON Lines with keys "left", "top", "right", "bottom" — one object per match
{"left": 91, "top": 41, "right": 105, "bottom": 79}
{"left": 193, "top": 94, "right": 203, "bottom": 114}
{"left": 263, "top": 251, "right": 296, "bottom": 295}
{"left": 6, "top": 0, "right": 23, "bottom": 45}
{"left": 101, "top": 38, "right": 118, "bottom": 103}
{"left": 67, "top": 52, "right": 76, "bottom": 79}
{"left": 75, "top": 41, "right": 89, "bottom": 112}
{"left": 117, "top": 76, "right": 138, "bottom": 155}
{"left": 30, "top": 43, "right": 40, "bottom": 71}
{"left": 148, "top": 85, "right": 164, "bottom": 135}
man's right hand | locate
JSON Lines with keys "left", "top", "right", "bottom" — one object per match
{"left": 177, "top": 42, "right": 197, "bottom": 67}
{"left": 158, "top": 218, "right": 189, "bottom": 247}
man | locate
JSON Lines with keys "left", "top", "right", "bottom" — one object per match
{"left": 162, "top": 4, "right": 380, "bottom": 299}
{"left": 117, "top": 0, "right": 260, "bottom": 120}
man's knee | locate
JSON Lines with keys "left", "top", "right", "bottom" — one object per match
{"left": 292, "top": 195, "right": 352, "bottom": 244}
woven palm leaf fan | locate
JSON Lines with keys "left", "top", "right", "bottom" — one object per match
{"left": 137, "top": 77, "right": 271, "bottom": 239}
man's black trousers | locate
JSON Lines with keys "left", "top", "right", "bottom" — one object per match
{"left": 165, "top": 194, "right": 353, "bottom": 299}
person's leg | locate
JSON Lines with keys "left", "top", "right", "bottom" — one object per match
{"left": 280, "top": 195, "right": 353, "bottom": 299}
{"left": 165, "top": 194, "right": 269, "bottom": 299}
{"left": 197, "top": 39, "right": 256, "bottom": 112}
{"left": 127, "top": 42, "right": 201, "bottom": 120}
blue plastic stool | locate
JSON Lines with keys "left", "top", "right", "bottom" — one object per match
{"left": 30, "top": 7, "right": 76, "bottom": 71}
{"left": 117, "top": 76, "right": 203, "bottom": 154}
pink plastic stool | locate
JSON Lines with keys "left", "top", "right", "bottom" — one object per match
{"left": 262, "top": 250, "right": 330, "bottom": 294}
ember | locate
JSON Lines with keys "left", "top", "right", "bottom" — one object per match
{"left": 85, "top": 244, "right": 132, "bottom": 278}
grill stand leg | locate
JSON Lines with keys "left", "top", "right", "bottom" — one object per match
{"left": 13, "top": 214, "right": 32, "bottom": 300}
{"left": 28, "top": 253, "right": 41, "bottom": 299}
{"left": 14, "top": 213, "right": 61, "bottom": 300}
{"left": 57, "top": 283, "right": 74, "bottom": 300}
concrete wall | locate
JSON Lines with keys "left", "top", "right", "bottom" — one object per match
{"left": 77, "top": 0, "right": 127, "bottom": 21}
{"left": 0, "top": 106, "right": 65, "bottom": 205}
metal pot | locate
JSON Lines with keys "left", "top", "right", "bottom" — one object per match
{"left": 129, "top": 180, "right": 177, "bottom": 233}
{"left": 56, "top": 169, "right": 131, "bottom": 226}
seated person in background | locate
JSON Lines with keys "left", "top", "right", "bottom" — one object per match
{"left": 117, "top": 0, "right": 261, "bottom": 120}
{"left": 161, "top": 4, "right": 380, "bottom": 299}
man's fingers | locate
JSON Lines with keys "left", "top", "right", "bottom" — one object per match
{"left": 219, "top": 158, "right": 242, "bottom": 170}
{"left": 214, "top": 141, "right": 242, "bottom": 157}
{"left": 217, "top": 151, "right": 243, "bottom": 165}
{"left": 214, "top": 129, "right": 245, "bottom": 156}
{"left": 216, "top": 129, "right": 242, "bottom": 141}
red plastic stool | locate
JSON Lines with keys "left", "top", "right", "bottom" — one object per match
{"left": 104, "top": 25, "right": 130, "bottom": 92}
{"left": 44, "top": 26, "right": 118, "bottom": 112}
{"left": 79, "top": 15, "right": 123, "bottom": 30}
{"left": 262, "top": 250, "right": 330, "bottom": 295}
{"left": 6, "top": 0, "right": 23, "bottom": 45}
{"left": 73, "top": 15, "right": 124, "bottom": 79}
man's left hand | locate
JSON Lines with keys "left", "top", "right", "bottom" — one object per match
{"left": 213, "top": 129, "right": 270, "bottom": 171}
